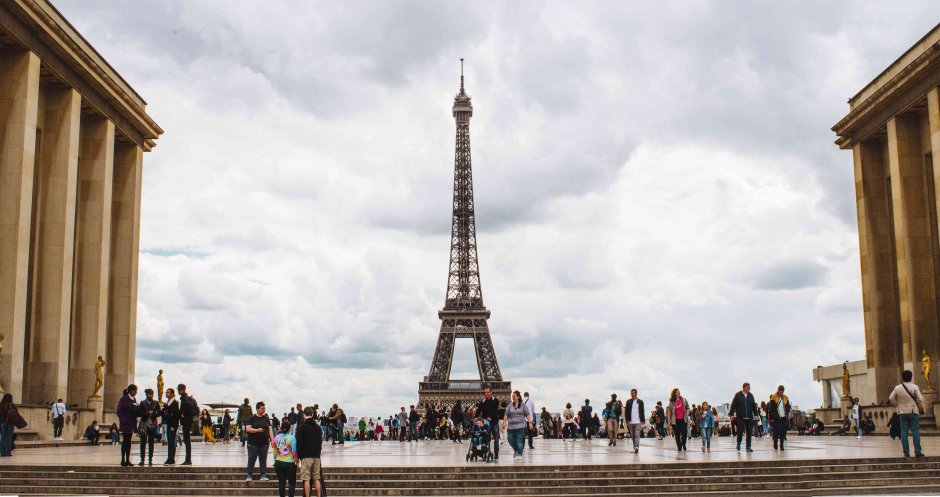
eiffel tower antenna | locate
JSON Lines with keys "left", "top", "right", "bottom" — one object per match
{"left": 418, "top": 61, "right": 511, "bottom": 409}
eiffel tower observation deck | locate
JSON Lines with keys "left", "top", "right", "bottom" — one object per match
{"left": 418, "top": 61, "right": 511, "bottom": 409}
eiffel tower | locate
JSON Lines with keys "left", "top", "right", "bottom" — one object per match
{"left": 418, "top": 61, "right": 511, "bottom": 409}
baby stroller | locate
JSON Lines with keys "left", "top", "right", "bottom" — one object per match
{"left": 466, "top": 419, "right": 494, "bottom": 462}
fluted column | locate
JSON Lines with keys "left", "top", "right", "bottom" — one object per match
{"left": 105, "top": 142, "right": 142, "bottom": 408}
{"left": 887, "top": 114, "right": 940, "bottom": 386}
{"left": 68, "top": 116, "right": 114, "bottom": 404}
{"left": 0, "top": 49, "right": 40, "bottom": 399}
{"left": 854, "top": 137, "right": 903, "bottom": 401}
{"left": 24, "top": 86, "right": 81, "bottom": 404}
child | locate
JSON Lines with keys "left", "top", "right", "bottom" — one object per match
{"left": 699, "top": 402, "right": 715, "bottom": 452}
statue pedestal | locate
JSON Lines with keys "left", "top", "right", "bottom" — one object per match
{"left": 923, "top": 389, "right": 937, "bottom": 407}
{"left": 86, "top": 396, "right": 103, "bottom": 420}
{"left": 840, "top": 396, "right": 853, "bottom": 417}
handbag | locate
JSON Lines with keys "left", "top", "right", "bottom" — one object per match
{"left": 13, "top": 410, "right": 27, "bottom": 430}
{"left": 900, "top": 383, "right": 925, "bottom": 415}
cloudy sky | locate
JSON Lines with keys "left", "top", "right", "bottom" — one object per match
{"left": 57, "top": 1, "right": 938, "bottom": 416}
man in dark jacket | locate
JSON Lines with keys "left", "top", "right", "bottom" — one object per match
{"left": 730, "top": 382, "right": 759, "bottom": 452}
{"left": 178, "top": 384, "right": 197, "bottom": 465}
{"left": 624, "top": 389, "right": 645, "bottom": 453}
{"left": 137, "top": 388, "right": 161, "bottom": 466}
{"left": 295, "top": 407, "right": 322, "bottom": 497}
{"left": 477, "top": 387, "right": 501, "bottom": 459}
{"left": 236, "top": 398, "right": 252, "bottom": 446}
{"left": 579, "top": 399, "right": 593, "bottom": 440}
{"left": 408, "top": 405, "right": 420, "bottom": 442}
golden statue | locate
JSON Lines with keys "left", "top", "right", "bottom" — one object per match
{"left": 92, "top": 355, "right": 106, "bottom": 398}
{"left": 157, "top": 369, "right": 165, "bottom": 403}
{"left": 923, "top": 349, "right": 933, "bottom": 392}
{"left": 842, "top": 361, "right": 851, "bottom": 398}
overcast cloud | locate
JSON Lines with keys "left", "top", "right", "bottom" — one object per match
{"left": 55, "top": 1, "right": 939, "bottom": 416}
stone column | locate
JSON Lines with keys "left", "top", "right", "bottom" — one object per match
{"left": 105, "top": 143, "right": 142, "bottom": 408}
{"left": 68, "top": 116, "right": 114, "bottom": 405}
{"left": 925, "top": 87, "right": 940, "bottom": 392}
{"left": 887, "top": 114, "right": 940, "bottom": 387}
{"left": 854, "top": 138, "right": 903, "bottom": 402}
{"left": 24, "top": 86, "right": 81, "bottom": 404}
{"left": 0, "top": 49, "right": 40, "bottom": 400}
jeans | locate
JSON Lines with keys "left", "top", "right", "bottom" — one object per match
{"left": 526, "top": 423, "right": 535, "bottom": 448}
{"left": 899, "top": 414, "right": 923, "bottom": 457}
{"left": 581, "top": 422, "right": 591, "bottom": 440}
{"left": 120, "top": 432, "right": 134, "bottom": 463}
{"left": 853, "top": 418, "right": 861, "bottom": 436}
{"left": 247, "top": 443, "right": 269, "bottom": 477}
{"left": 674, "top": 419, "right": 688, "bottom": 450}
{"left": 274, "top": 460, "right": 296, "bottom": 497}
{"left": 627, "top": 423, "right": 641, "bottom": 449}
{"left": 736, "top": 418, "right": 754, "bottom": 449}
{"left": 487, "top": 420, "right": 500, "bottom": 457}
{"left": 334, "top": 421, "right": 344, "bottom": 443}
{"left": 139, "top": 429, "right": 157, "bottom": 462}
{"left": 409, "top": 421, "right": 418, "bottom": 441}
{"left": 701, "top": 427, "right": 712, "bottom": 448}
{"left": 656, "top": 421, "right": 665, "bottom": 438}
{"left": 181, "top": 421, "right": 193, "bottom": 462}
{"left": 507, "top": 428, "right": 526, "bottom": 456}
{"left": 53, "top": 417, "right": 64, "bottom": 438}
{"left": 0, "top": 422, "right": 12, "bottom": 456}
{"left": 165, "top": 426, "right": 178, "bottom": 463}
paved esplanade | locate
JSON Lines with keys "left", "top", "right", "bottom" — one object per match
{"left": 4, "top": 437, "right": 938, "bottom": 467}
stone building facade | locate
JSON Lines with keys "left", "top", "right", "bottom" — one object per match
{"left": 829, "top": 24, "right": 940, "bottom": 426}
{"left": 0, "top": 0, "right": 161, "bottom": 420}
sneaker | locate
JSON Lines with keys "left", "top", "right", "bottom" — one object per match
{"left": 856, "top": 435, "right": 861, "bottom": 439}
{"left": 736, "top": 444, "right": 741, "bottom": 451}
{"left": 746, "top": 448, "right": 753, "bottom": 453}
{"left": 138, "top": 461, "right": 145, "bottom": 467}
{"left": 245, "top": 476, "right": 252, "bottom": 482}
{"left": 701, "top": 446, "right": 705, "bottom": 452}
{"left": 181, "top": 461, "right": 192, "bottom": 466}
{"left": 916, "top": 453, "right": 926, "bottom": 458}
{"left": 260, "top": 475, "right": 270, "bottom": 481}
{"left": 634, "top": 447, "right": 639, "bottom": 453}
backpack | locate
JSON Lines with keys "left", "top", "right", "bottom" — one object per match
{"left": 182, "top": 395, "right": 199, "bottom": 419}
{"left": 339, "top": 411, "right": 347, "bottom": 424}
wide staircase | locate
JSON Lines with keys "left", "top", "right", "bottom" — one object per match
{"left": 1, "top": 457, "right": 939, "bottom": 496}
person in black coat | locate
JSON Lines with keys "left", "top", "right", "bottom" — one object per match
{"left": 730, "top": 382, "right": 759, "bottom": 452}
{"left": 295, "top": 407, "right": 323, "bottom": 497}
{"left": 624, "top": 389, "right": 646, "bottom": 453}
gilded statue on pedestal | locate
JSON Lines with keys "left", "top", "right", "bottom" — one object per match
{"left": 842, "top": 361, "right": 851, "bottom": 398}
{"left": 922, "top": 349, "right": 933, "bottom": 392}
{"left": 92, "top": 355, "right": 106, "bottom": 398}
{"left": 157, "top": 369, "right": 164, "bottom": 403}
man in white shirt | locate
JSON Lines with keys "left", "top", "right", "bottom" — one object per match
{"left": 624, "top": 389, "right": 645, "bottom": 453}
{"left": 523, "top": 392, "right": 536, "bottom": 449}
{"left": 51, "top": 398, "right": 67, "bottom": 440}
{"left": 888, "top": 370, "right": 926, "bottom": 458}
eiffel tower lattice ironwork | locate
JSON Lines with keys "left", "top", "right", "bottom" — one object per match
{"left": 418, "top": 60, "right": 511, "bottom": 409}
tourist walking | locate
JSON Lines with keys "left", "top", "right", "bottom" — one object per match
{"left": 273, "top": 422, "right": 297, "bottom": 497}
{"left": 178, "top": 384, "right": 197, "bottom": 465}
{"left": 888, "top": 370, "right": 926, "bottom": 458}
{"left": 137, "top": 388, "right": 161, "bottom": 466}
{"left": 161, "top": 388, "right": 180, "bottom": 465}
{"left": 0, "top": 393, "right": 22, "bottom": 457}
{"left": 221, "top": 409, "right": 233, "bottom": 442}
{"left": 296, "top": 406, "right": 323, "bottom": 497}
{"left": 523, "top": 392, "right": 536, "bottom": 449}
{"left": 655, "top": 401, "right": 666, "bottom": 440}
{"left": 50, "top": 398, "right": 66, "bottom": 440}
{"left": 504, "top": 390, "right": 533, "bottom": 461}
{"left": 200, "top": 409, "right": 217, "bottom": 444}
{"left": 116, "top": 384, "right": 138, "bottom": 466}
{"left": 624, "top": 389, "right": 645, "bottom": 453}
{"left": 604, "top": 394, "right": 622, "bottom": 447}
{"left": 699, "top": 402, "right": 715, "bottom": 452}
{"left": 666, "top": 388, "right": 690, "bottom": 451}
{"left": 767, "top": 385, "right": 791, "bottom": 451}
{"left": 237, "top": 398, "right": 252, "bottom": 446}
{"left": 730, "top": 382, "right": 758, "bottom": 452}
{"left": 246, "top": 401, "right": 274, "bottom": 481}
{"left": 478, "top": 387, "right": 502, "bottom": 459}
{"left": 579, "top": 399, "right": 593, "bottom": 440}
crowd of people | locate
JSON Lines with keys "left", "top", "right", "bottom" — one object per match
{"left": 0, "top": 370, "right": 930, "bottom": 497}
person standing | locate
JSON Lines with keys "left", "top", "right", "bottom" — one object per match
{"left": 699, "top": 402, "right": 715, "bottom": 453}
{"left": 137, "top": 388, "right": 161, "bottom": 466}
{"left": 503, "top": 390, "right": 532, "bottom": 461}
{"left": 523, "top": 392, "right": 536, "bottom": 450}
{"left": 561, "top": 403, "right": 575, "bottom": 441}
{"left": 295, "top": 406, "right": 323, "bottom": 497}
{"left": 329, "top": 404, "right": 346, "bottom": 445}
{"left": 116, "top": 384, "right": 138, "bottom": 467}
{"left": 50, "top": 398, "right": 66, "bottom": 440}
{"left": 161, "top": 388, "right": 180, "bottom": 465}
{"left": 287, "top": 407, "right": 298, "bottom": 437}
{"left": 666, "top": 388, "right": 690, "bottom": 451}
{"left": 177, "top": 384, "right": 197, "bottom": 465}
{"left": 578, "top": 399, "right": 593, "bottom": 441}
{"left": 477, "top": 387, "right": 502, "bottom": 460}
{"left": 851, "top": 398, "right": 862, "bottom": 439}
{"left": 236, "top": 398, "right": 252, "bottom": 447}
{"left": 604, "top": 394, "right": 622, "bottom": 447}
{"left": 221, "top": 409, "right": 233, "bottom": 443}
{"left": 0, "top": 393, "right": 20, "bottom": 457}
{"left": 624, "top": 389, "right": 645, "bottom": 453}
{"left": 767, "top": 385, "right": 791, "bottom": 451}
{"left": 730, "top": 382, "right": 758, "bottom": 452}
{"left": 654, "top": 402, "right": 666, "bottom": 440}
{"left": 408, "top": 405, "right": 420, "bottom": 442}
{"left": 273, "top": 422, "right": 297, "bottom": 497}
{"left": 246, "top": 401, "right": 274, "bottom": 482}
{"left": 888, "top": 370, "right": 926, "bottom": 458}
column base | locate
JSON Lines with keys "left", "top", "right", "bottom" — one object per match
{"left": 86, "top": 395, "right": 103, "bottom": 421}
{"left": 922, "top": 390, "right": 938, "bottom": 407}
